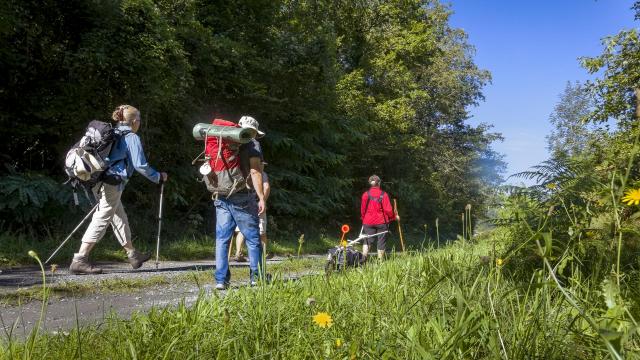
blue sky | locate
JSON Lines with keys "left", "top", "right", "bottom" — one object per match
{"left": 447, "top": 0, "right": 638, "bottom": 183}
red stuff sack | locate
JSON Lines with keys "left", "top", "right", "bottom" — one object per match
{"left": 202, "top": 119, "right": 248, "bottom": 196}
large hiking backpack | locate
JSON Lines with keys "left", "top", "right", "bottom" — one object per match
{"left": 64, "top": 120, "right": 125, "bottom": 194}
{"left": 202, "top": 119, "right": 248, "bottom": 196}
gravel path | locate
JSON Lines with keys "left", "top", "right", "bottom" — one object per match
{"left": 0, "top": 257, "right": 325, "bottom": 338}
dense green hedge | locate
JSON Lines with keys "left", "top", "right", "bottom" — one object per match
{"left": 0, "top": 0, "right": 504, "bottom": 237}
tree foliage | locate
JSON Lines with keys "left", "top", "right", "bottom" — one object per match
{"left": 0, "top": 0, "right": 503, "bottom": 236}
{"left": 546, "top": 82, "right": 597, "bottom": 160}
{"left": 498, "top": 6, "right": 640, "bottom": 281}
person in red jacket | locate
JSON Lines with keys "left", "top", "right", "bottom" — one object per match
{"left": 360, "top": 175, "right": 399, "bottom": 259}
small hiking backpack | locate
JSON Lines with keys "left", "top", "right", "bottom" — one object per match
{"left": 364, "top": 190, "right": 389, "bottom": 223}
{"left": 364, "top": 190, "right": 385, "bottom": 211}
{"left": 63, "top": 121, "right": 127, "bottom": 200}
{"left": 202, "top": 119, "right": 248, "bottom": 197}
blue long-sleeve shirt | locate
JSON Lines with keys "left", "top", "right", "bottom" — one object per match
{"left": 105, "top": 125, "right": 160, "bottom": 188}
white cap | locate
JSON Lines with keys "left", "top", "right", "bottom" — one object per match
{"left": 238, "top": 116, "right": 265, "bottom": 138}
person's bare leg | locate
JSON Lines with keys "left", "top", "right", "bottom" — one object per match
{"left": 235, "top": 232, "right": 245, "bottom": 258}
{"left": 362, "top": 244, "right": 369, "bottom": 258}
{"left": 377, "top": 250, "right": 385, "bottom": 259}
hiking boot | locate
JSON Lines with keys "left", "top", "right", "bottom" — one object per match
{"left": 128, "top": 250, "right": 151, "bottom": 269}
{"left": 69, "top": 256, "right": 103, "bottom": 275}
{"left": 233, "top": 255, "right": 247, "bottom": 262}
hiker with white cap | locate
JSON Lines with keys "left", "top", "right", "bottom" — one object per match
{"left": 238, "top": 115, "right": 265, "bottom": 138}
{"left": 207, "top": 114, "right": 267, "bottom": 289}
{"left": 233, "top": 116, "right": 272, "bottom": 261}
{"left": 70, "top": 105, "right": 168, "bottom": 274}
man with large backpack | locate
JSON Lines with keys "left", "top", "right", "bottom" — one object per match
{"left": 360, "top": 175, "right": 398, "bottom": 260}
{"left": 202, "top": 115, "right": 266, "bottom": 290}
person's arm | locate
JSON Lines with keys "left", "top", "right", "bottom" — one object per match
{"left": 361, "top": 193, "right": 367, "bottom": 220}
{"left": 249, "top": 156, "right": 266, "bottom": 215}
{"left": 125, "top": 134, "right": 166, "bottom": 183}
{"left": 382, "top": 193, "right": 397, "bottom": 222}
{"left": 263, "top": 177, "right": 271, "bottom": 201}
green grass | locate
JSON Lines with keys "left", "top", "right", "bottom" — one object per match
{"left": 2, "top": 236, "right": 639, "bottom": 359}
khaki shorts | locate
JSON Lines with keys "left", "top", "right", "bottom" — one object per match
{"left": 236, "top": 212, "right": 267, "bottom": 235}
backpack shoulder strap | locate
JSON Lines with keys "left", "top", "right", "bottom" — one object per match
{"left": 380, "top": 191, "right": 389, "bottom": 223}
{"left": 364, "top": 190, "right": 372, "bottom": 215}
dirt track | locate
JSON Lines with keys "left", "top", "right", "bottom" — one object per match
{"left": 0, "top": 257, "right": 323, "bottom": 338}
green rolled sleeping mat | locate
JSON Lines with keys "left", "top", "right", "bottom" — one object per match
{"left": 192, "top": 123, "right": 257, "bottom": 143}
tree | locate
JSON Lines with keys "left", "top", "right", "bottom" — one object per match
{"left": 0, "top": 0, "right": 504, "bottom": 237}
{"left": 582, "top": 29, "right": 639, "bottom": 125}
{"left": 546, "top": 82, "right": 594, "bottom": 160}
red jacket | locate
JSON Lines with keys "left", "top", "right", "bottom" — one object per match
{"left": 361, "top": 186, "right": 395, "bottom": 225}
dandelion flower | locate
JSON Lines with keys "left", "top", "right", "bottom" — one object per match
{"left": 312, "top": 312, "right": 333, "bottom": 328}
{"left": 496, "top": 258, "right": 504, "bottom": 266}
{"left": 622, "top": 189, "right": 640, "bottom": 206}
{"left": 546, "top": 183, "right": 557, "bottom": 190}
{"left": 336, "top": 338, "right": 343, "bottom": 348}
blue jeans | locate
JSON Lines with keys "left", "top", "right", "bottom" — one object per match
{"left": 214, "top": 192, "right": 263, "bottom": 284}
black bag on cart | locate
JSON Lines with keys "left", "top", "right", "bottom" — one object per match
{"left": 325, "top": 246, "right": 366, "bottom": 273}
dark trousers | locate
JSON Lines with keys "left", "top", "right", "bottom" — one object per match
{"left": 362, "top": 224, "right": 388, "bottom": 251}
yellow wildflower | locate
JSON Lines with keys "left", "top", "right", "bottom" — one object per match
{"left": 50, "top": 264, "right": 58, "bottom": 274}
{"left": 496, "top": 258, "right": 504, "bottom": 266}
{"left": 622, "top": 188, "right": 640, "bottom": 206}
{"left": 546, "top": 183, "right": 557, "bottom": 190}
{"left": 312, "top": 312, "right": 333, "bottom": 328}
{"left": 336, "top": 338, "right": 343, "bottom": 348}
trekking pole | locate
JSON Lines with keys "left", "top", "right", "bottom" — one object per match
{"left": 155, "top": 181, "right": 165, "bottom": 270}
{"left": 45, "top": 203, "right": 99, "bottom": 264}
{"left": 393, "top": 199, "right": 406, "bottom": 252}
